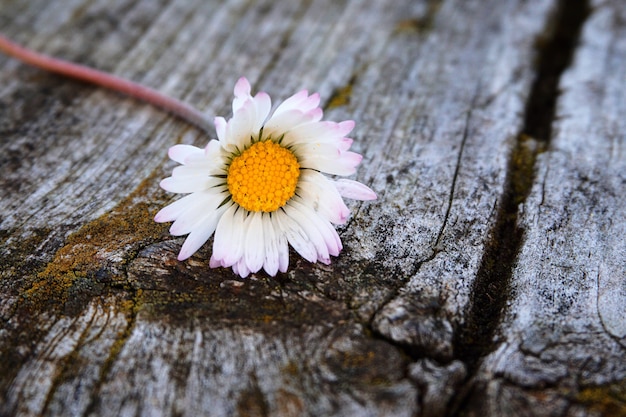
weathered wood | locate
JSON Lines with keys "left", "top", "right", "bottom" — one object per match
{"left": 0, "top": 0, "right": 624, "bottom": 416}
{"left": 468, "top": 2, "right": 626, "bottom": 415}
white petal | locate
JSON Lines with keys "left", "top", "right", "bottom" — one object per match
{"left": 284, "top": 202, "right": 331, "bottom": 264}
{"left": 301, "top": 92, "right": 321, "bottom": 113}
{"left": 337, "top": 138, "right": 353, "bottom": 151}
{"left": 168, "top": 144, "right": 203, "bottom": 164}
{"left": 304, "top": 107, "right": 323, "bottom": 123}
{"left": 199, "top": 140, "right": 229, "bottom": 176}
{"left": 234, "top": 77, "right": 251, "bottom": 97}
{"left": 178, "top": 152, "right": 212, "bottom": 168}
{"left": 214, "top": 117, "right": 227, "bottom": 142}
{"left": 303, "top": 212, "right": 342, "bottom": 257}
{"left": 169, "top": 192, "right": 223, "bottom": 236}
{"left": 282, "top": 204, "right": 329, "bottom": 264}
{"left": 264, "top": 108, "right": 322, "bottom": 135}
{"left": 297, "top": 171, "right": 350, "bottom": 224}
{"left": 225, "top": 101, "right": 255, "bottom": 151}
{"left": 154, "top": 191, "right": 214, "bottom": 223}
{"left": 272, "top": 214, "right": 290, "bottom": 273}
{"left": 171, "top": 165, "right": 212, "bottom": 178}
{"left": 262, "top": 213, "right": 280, "bottom": 276}
{"left": 335, "top": 120, "right": 355, "bottom": 136}
{"left": 234, "top": 257, "right": 251, "bottom": 278}
{"left": 281, "top": 120, "right": 354, "bottom": 147}
{"left": 299, "top": 151, "right": 362, "bottom": 176}
{"left": 159, "top": 176, "right": 217, "bottom": 194}
{"left": 333, "top": 179, "right": 377, "bottom": 201}
{"left": 272, "top": 90, "right": 309, "bottom": 117}
{"left": 209, "top": 255, "right": 221, "bottom": 268}
{"left": 264, "top": 109, "right": 304, "bottom": 135}
{"left": 204, "top": 138, "right": 222, "bottom": 156}
{"left": 244, "top": 211, "right": 265, "bottom": 273}
{"left": 252, "top": 92, "right": 271, "bottom": 132}
{"left": 177, "top": 204, "right": 229, "bottom": 260}
{"left": 275, "top": 210, "right": 317, "bottom": 263}
{"left": 290, "top": 142, "right": 341, "bottom": 159}
{"left": 213, "top": 204, "right": 246, "bottom": 267}
{"left": 274, "top": 91, "right": 320, "bottom": 115}
{"left": 278, "top": 234, "right": 289, "bottom": 273}
{"left": 232, "top": 77, "right": 252, "bottom": 114}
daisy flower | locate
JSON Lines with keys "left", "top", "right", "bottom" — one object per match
{"left": 155, "top": 77, "right": 376, "bottom": 277}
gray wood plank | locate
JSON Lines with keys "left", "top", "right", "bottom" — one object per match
{"left": 470, "top": 1, "right": 626, "bottom": 415}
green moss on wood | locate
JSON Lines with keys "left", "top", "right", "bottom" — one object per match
{"left": 23, "top": 171, "right": 168, "bottom": 316}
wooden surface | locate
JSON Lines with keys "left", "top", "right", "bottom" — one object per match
{"left": 1, "top": 0, "right": 624, "bottom": 416}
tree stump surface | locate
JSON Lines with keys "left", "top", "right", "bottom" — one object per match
{"left": 1, "top": 0, "right": 624, "bottom": 416}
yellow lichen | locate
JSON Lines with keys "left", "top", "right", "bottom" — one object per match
{"left": 327, "top": 83, "right": 353, "bottom": 109}
{"left": 26, "top": 171, "right": 168, "bottom": 310}
{"left": 577, "top": 383, "right": 626, "bottom": 416}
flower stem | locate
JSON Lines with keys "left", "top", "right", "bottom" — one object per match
{"left": 0, "top": 34, "right": 212, "bottom": 132}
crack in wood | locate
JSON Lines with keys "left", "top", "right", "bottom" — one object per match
{"left": 39, "top": 305, "right": 101, "bottom": 416}
{"left": 522, "top": 0, "right": 592, "bottom": 143}
{"left": 450, "top": 0, "right": 592, "bottom": 412}
{"left": 82, "top": 292, "right": 140, "bottom": 417}
{"left": 434, "top": 89, "right": 479, "bottom": 250}
{"left": 595, "top": 269, "right": 626, "bottom": 350}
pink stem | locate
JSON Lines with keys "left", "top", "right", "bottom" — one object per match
{"left": 0, "top": 34, "right": 212, "bottom": 132}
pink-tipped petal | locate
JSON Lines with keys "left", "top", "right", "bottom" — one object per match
{"left": 281, "top": 121, "right": 352, "bottom": 147}
{"left": 232, "top": 77, "right": 253, "bottom": 114}
{"left": 283, "top": 202, "right": 330, "bottom": 264}
{"left": 300, "top": 92, "right": 321, "bottom": 113}
{"left": 273, "top": 89, "right": 309, "bottom": 117}
{"left": 209, "top": 255, "right": 221, "bottom": 268}
{"left": 337, "top": 138, "right": 353, "bottom": 151}
{"left": 290, "top": 199, "right": 341, "bottom": 258}
{"left": 234, "top": 77, "right": 251, "bottom": 97}
{"left": 333, "top": 179, "right": 377, "bottom": 200}
{"left": 298, "top": 170, "right": 350, "bottom": 224}
{"left": 234, "top": 258, "right": 251, "bottom": 278}
{"left": 226, "top": 100, "right": 255, "bottom": 150}
{"left": 337, "top": 120, "right": 355, "bottom": 135}
{"left": 305, "top": 107, "right": 323, "bottom": 123}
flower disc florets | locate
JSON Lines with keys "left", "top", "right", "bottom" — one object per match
{"left": 155, "top": 77, "right": 376, "bottom": 277}
{"left": 227, "top": 140, "right": 300, "bottom": 212}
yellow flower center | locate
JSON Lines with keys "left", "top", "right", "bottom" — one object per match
{"left": 227, "top": 140, "right": 300, "bottom": 212}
